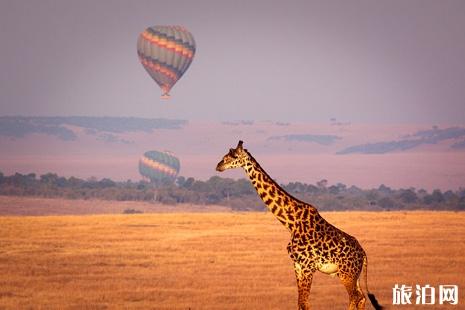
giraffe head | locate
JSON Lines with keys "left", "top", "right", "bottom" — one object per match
{"left": 216, "top": 140, "right": 249, "bottom": 172}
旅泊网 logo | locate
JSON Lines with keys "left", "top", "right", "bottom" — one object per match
{"left": 392, "top": 284, "right": 458, "bottom": 306}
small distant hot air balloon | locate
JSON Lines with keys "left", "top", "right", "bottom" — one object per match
{"left": 137, "top": 25, "right": 196, "bottom": 99}
{"left": 139, "top": 150, "right": 180, "bottom": 184}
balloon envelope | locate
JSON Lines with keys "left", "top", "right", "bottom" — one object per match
{"left": 139, "top": 150, "right": 180, "bottom": 183}
{"left": 137, "top": 25, "right": 196, "bottom": 98}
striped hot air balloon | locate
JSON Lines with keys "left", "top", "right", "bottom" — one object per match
{"left": 137, "top": 25, "right": 196, "bottom": 99}
{"left": 139, "top": 150, "right": 180, "bottom": 184}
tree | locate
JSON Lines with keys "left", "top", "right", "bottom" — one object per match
{"left": 335, "top": 183, "right": 347, "bottom": 192}
{"left": 423, "top": 194, "right": 434, "bottom": 205}
{"left": 378, "top": 184, "right": 392, "bottom": 195}
{"left": 176, "top": 176, "right": 186, "bottom": 187}
{"left": 317, "top": 179, "right": 328, "bottom": 191}
{"left": 136, "top": 181, "right": 148, "bottom": 190}
{"left": 443, "top": 190, "right": 457, "bottom": 202}
{"left": 40, "top": 173, "right": 59, "bottom": 185}
{"left": 68, "top": 176, "right": 84, "bottom": 188}
{"left": 306, "top": 184, "right": 319, "bottom": 194}
{"left": 431, "top": 189, "right": 445, "bottom": 203}
{"left": 398, "top": 189, "right": 418, "bottom": 204}
{"left": 99, "top": 178, "right": 116, "bottom": 188}
{"left": 328, "top": 185, "right": 340, "bottom": 195}
{"left": 233, "top": 178, "right": 254, "bottom": 195}
{"left": 56, "top": 177, "right": 68, "bottom": 187}
{"left": 378, "top": 197, "right": 396, "bottom": 210}
{"left": 365, "top": 190, "right": 379, "bottom": 201}
{"left": 182, "top": 177, "right": 195, "bottom": 189}
{"left": 459, "top": 196, "right": 465, "bottom": 210}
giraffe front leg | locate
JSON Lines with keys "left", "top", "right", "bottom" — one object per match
{"left": 294, "top": 262, "right": 314, "bottom": 310}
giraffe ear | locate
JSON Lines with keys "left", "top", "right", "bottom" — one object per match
{"left": 237, "top": 140, "right": 244, "bottom": 150}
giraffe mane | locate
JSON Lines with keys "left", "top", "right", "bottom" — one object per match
{"left": 243, "top": 149, "right": 311, "bottom": 208}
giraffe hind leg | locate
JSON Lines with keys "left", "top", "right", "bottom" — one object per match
{"left": 340, "top": 276, "right": 366, "bottom": 310}
{"left": 356, "top": 280, "right": 366, "bottom": 310}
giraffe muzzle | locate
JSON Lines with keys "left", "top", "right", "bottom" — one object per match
{"left": 216, "top": 162, "right": 225, "bottom": 172}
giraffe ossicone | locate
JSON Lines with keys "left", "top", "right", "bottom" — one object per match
{"left": 216, "top": 140, "right": 383, "bottom": 310}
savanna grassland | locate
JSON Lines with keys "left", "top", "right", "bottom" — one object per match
{"left": 0, "top": 200, "right": 464, "bottom": 309}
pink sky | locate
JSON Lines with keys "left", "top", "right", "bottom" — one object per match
{"left": 1, "top": 1, "right": 464, "bottom": 124}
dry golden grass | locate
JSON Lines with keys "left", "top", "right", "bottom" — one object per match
{"left": 1, "top": 210, "right": 464, "bottom": 309}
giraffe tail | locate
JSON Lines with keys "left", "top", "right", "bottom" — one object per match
{"left": 362, "top": 256, "right": 383, "bottom": 310}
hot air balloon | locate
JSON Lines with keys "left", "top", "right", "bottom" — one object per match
{"left": 137, "top": 25, "right": 196, "bottom": 99}
{"left": 139, "top": 150, "right": 180, "bottom": 184}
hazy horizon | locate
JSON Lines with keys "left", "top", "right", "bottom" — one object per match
{"left": 1, "top": 116, "right": 464, "bottom": 191}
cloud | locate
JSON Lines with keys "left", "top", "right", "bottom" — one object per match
{"left": 268, "top": 134, "right": 341, "bottom": 145}
{"left": 0, "top": 116, "right": 77, "bottom": 141}
{"left": 0, "top": 116, "right": 187, "bottom": 141}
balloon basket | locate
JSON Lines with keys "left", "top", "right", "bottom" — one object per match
{"left": 161, "top": 93, "right": 171, "bottom": 99}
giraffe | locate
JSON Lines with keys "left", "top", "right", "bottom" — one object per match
{"left": 216, "top": 141, "right": 382, "bottom": 310}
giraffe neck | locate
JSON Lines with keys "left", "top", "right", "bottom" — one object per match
{"left": 242, "top": 151, "right": 297, "bottom": 230}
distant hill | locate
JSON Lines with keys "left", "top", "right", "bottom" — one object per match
{"left": 0, "top": 116, "right": 187, "bottom": 141}
{"left": 337, "top": 126, "right": 465, "bottom": 154}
